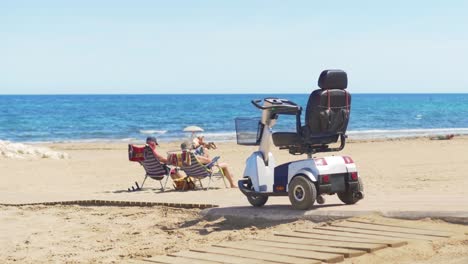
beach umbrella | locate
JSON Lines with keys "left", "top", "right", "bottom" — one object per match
{"left": 183, "top": 125, "right": 204, "bottom": 139}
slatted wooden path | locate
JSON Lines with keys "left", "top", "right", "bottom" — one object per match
{"left": 135, "top": 217, "right": 460, "bottom": 263}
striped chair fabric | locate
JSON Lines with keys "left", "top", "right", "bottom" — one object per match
{"left": 127, "top": 144, "right": 171, "bottom": 191}
{"left": 181, "top": 151, "right": 211, "bottom": 179}
{"left": 142, "top": 146, "right": 168, "bottom": 180}
{"left": 179, "top": 151, "right": 227, "bottom": 190}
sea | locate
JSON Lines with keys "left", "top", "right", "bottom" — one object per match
{"left": 0, "top": 94, "right": 467, "bottom": 143}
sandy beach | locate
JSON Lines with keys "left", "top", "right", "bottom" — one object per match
{"left": 1, "top": 136, "right": 468, "bottom": 263}
{"left": 3, "top": 0, "right": 468, "bottom": 262}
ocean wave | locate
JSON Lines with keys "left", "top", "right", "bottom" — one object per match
{"left": 0, "top": 140, "right": 69, "bottom": 159}
{"left": 119, "top": 138, "right": 138, "bottom": 142}
{"left": 347, "top": 128, "right": 468, "bottom": 139}
{"left": 169, "top": 128, "right": 468, "bottom": 142}
{"left": 193, "top": 132, "right": 237, "bottom": 142}
{"left": 6, "top": 128, "right": 468, "bottom": 145}
{"left": 139, "top": 130, "right": 168, "bottom": 135}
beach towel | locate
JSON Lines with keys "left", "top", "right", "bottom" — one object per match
{"left": 167, "top": 151, "right": 191, "bottom": 167}
{"left": 128, "top": 144, "right": 145, "bottom": 162}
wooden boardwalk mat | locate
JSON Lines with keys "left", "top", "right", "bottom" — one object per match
{"left": 348, "top": 218, "right": 459, "bottom": 234}
{"left": 205, "top": 245, "right": 318, "bottom": 264}
{"left": 244, "top": 240, "right": 366, "bottom": 258}
{"left": 217, "top": 241, "right": 343, "bottom": 263}
{"left": 278, "top": 231, "right": 407, "bottom": 247}
{"left": 344, "top": 220, "right": 453, "bottom": 237}
{"left": 331, "top": 221, "right": 445, "bottom": 240}
{"left": 171, "top": 250, "right": 271, "bottom": 264}
{"left": 142, "top": 217, "right": 461, "bottom": 263}
{"left": 142, "top": 255, "right": 219, "bottom": 263}
{"left": 346, "top": 219, "right": 456, "bottom": 236}
{"left": 314, "top": 226, "right": 434, "bottom": 241}
{"left": 295, "top": 228, "right": 410, "bottom": 242}
{"left": 269, "top": 235, "right": 387, "bottom": 253}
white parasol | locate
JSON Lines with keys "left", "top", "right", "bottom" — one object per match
{"left": 183, "top": 125, "right": 204, "bottom": 139}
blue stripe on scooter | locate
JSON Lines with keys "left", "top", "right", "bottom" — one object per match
{"left": 273, "top": 162, "right": 291, "bottom": 193}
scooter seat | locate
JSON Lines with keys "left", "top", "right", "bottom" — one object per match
{"left": 273, "top": 132, "right": 339, "bottom": 147}
{"left": 272, "top": 132, "right": 302, "bottom": 147}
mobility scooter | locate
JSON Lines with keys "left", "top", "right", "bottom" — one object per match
{"left": 236, "top": 69, "right": 363, "bottom": 210}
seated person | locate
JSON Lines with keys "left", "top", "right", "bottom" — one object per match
{"left": 146, "top": 136, "right": 183, "bottom": 180}
{"left": 192, "top": 135, "right": 217, "bottom": 156}
{"left": 181, "top": 142, "right": 236, "bottom": 188}
{"left": 430, "top": 134, "right": 455, "bottom": 140}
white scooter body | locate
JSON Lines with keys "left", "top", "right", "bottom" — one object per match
{"left": 243, "top": 151, "right": 276, "bottom": 192}
{"left": 244, "top": 153, "right": 357, "bottom": 194}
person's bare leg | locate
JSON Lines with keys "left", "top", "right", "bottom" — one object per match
{"left": 219, "top": 163, "right": 236, "bottom": 188}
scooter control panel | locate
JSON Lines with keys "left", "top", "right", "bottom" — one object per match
{"left": 264, "top": 98, "right": 298, "bottom": 108}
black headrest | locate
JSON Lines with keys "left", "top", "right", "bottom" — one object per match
{"left": 318, "top": 69, "right": 348, "bottom": 90}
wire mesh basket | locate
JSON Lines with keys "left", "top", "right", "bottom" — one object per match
{"left": 235, "top": 117, "right": 263, "bottom": 146}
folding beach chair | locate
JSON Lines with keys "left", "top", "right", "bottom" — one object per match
{"left": 128, "top": 144, "right": 171, "bottom": 191}
{"left": 179, "top": 151, "right": 228, "bottom": 190}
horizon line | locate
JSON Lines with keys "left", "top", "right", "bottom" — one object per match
{"left": 1, "top": 92, "right": 467, "bottom": 96}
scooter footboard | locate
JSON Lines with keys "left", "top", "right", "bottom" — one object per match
{"left": 238, "top": 178, "right": 287, "bottom": 197}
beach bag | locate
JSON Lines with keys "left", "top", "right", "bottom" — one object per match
{"left": 173, "top": 177, "right": 196, "bottom": 191}
{"left": 128, "top": 144, "right": 145, "bottom": 162}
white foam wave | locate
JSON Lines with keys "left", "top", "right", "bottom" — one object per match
{"left": 119, "top": 138, "right": 138, "bottom": 142}
{"left": 10, "top": 127, "right": 467, "bottom": 146}
{"left": 139, "top": 130, "right": 167, "bottom": 135}
{"left": 191, "top": 132, "right": 237, "bottom": 142}
{"left": 347, "top": 128, "right": 468, "bottom": 139}
{"left": 0, "top": 140, "right": 69, "bottom": 160}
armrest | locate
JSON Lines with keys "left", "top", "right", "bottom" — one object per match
{"left": 205, "top": 156, "right": 221, "bottom": 169}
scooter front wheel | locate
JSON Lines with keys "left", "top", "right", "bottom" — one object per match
{"left": 247, "top": 194, "right": 269, "bottom": 207}
{"left": 288, "top": 175, "right": 316, "bottom": 210}
{"left": 240, "top": 177, "right": 269, "bottom": 207}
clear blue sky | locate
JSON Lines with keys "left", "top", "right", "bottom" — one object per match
{"left": 1, "top": 0, "right": 467, "bottom": 94}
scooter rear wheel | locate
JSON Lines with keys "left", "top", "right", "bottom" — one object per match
{"left": 338, "top": 178, "right": 364, "bottom": 204}
{"left": 288, "top": 176, "right": 316, "bottom": 210}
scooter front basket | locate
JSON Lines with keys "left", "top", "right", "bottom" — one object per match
{"left": 235, "top": 117, "right": 264, "bottom": 146}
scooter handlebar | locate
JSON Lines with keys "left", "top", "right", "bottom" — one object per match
{"left": 251, "top": 99, "right": 301, "bottom": 111}
{"left": 251, "top": 99, "right": 268, "bottom": 109}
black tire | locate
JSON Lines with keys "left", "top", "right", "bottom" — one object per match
{"left": 288, "top": 176, "right": 317, "bottom": 210}
{"left": 338, "top": 178, "right": 364, "bottom": 204}
{"left": 247, "top": 194, "right": 269, "bottom": 207}
{"left": 243, "top": 177, "right": 268, "bottom": 207}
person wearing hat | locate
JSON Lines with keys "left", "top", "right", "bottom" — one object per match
{"left": 191, "top": 135, "right": 217, "bottom": 158}
{"left": 192, "top": 135, "right": 217, "bottom": 151}
{"left": 181, "top": 141, "right": 236, "bottom": 188}
{"left": 146, "top": 137, "right": 183, "bottom": 179}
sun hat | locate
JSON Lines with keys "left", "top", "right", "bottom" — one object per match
{"left": 146, "top": 136, "right": 158, "bottom": 145}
